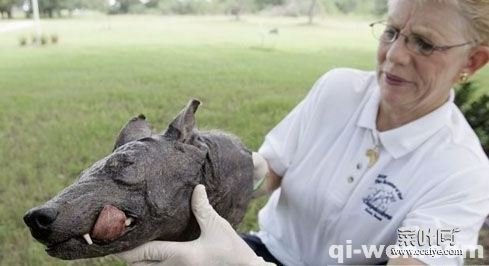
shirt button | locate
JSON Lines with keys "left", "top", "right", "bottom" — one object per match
{"left": 356, "top": 163, "right": 362, "bottom": 170}
{"left": 347, "top": 176, "right": 354, "bottom": 183}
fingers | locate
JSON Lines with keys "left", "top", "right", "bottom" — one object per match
{"left": 191, "top": 184, "right": 218, "bottom": 231}
{"left": 191, "top": 184, "right": 239, "bottom": 240}
{"left": 116, "top": 241, "right": 189, "bottom": 262}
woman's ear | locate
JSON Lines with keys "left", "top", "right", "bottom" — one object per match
{"left": 462, "top": 45, "right": 489, "bottom": 76}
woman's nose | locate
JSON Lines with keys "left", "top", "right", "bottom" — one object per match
{"left": 385, "top": 36, "right": 412, "bottom": 66}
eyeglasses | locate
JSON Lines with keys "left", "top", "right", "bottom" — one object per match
{"left": 369, "top": 21, "right": 474, "bottom": 56}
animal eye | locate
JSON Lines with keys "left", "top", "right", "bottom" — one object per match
{"left": 106, "top": 153, "right": 135, "bottom": 171}
{"left": 111, "top": 161, "right": 142, "bottom": 186}
{"left": 105, "top": 152, "right": 145, "bottom": 186}
{"left": 113, "top": 169, "right": 143, "bottom": 186}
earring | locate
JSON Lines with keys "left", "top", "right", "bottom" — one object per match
{"left": 459, "top": 72, "right": 469, "bottom": 83}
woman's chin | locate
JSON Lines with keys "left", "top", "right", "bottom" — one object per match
{"left": 379, "top": 85, "right": 412, "bottom": 107}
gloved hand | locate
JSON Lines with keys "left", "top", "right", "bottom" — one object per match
{"left": 252, "top": 152, "right": 268, "bottom": 191}
{"left": 116, "top": 184, "right": 275, "bottom": 266}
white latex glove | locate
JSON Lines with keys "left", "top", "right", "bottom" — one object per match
{"left": 252, "top": 152, "right": 268, "bottom": 191}
{"left": 117, "top": 184, "right": 275, "bottom": 266}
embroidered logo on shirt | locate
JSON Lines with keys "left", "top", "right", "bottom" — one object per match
{"left": 362, "top": 175, "right": 403, "bottom": 221}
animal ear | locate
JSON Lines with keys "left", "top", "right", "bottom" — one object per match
{"left": 164, "top": 99, "right": 200, "bottom": 143}
{"left": 113, "top": 114, "right": 152, "bottom": 151}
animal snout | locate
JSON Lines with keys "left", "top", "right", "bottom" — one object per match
{"left": 24, "top": 207, "right": 58, "bottom": 239}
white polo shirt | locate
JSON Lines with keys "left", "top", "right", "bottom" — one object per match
{"left": 257, "top": 68, "right": 489, "bottom": 265}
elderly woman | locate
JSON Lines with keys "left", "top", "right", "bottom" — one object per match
{"left": 119, "top": 0, "right": 489, "bottom": 265}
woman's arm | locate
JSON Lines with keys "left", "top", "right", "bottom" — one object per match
{"left": 251, "top": 153, "right": 282, "bottom": 198}
{"left": 265, "top": 167, "right": 282, "bottom": 193}
{"left": 252, "top": 162, "right": 283, "bottom": 198}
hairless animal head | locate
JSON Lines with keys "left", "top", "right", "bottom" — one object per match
{"left": 23, "top": 99, "right": 255, "bottom": 260}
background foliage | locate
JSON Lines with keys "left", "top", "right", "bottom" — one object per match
{"left": 1, "top": 0, "right": 388, "bottom": 17}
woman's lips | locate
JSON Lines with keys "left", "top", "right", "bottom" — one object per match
{"left": 384, "top": 72, "right": 410, "bottom": 86}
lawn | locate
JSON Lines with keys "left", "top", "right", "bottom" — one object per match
{"left": 0, "top": 15, "right": 488, "bottom": 265}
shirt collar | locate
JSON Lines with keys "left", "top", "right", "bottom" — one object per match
{"left": 357, "top": 85, "right": 454, "bottom": 159}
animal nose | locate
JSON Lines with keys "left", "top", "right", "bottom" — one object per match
{"left": 23, "top": 207, "right": 58, "bottom": 233}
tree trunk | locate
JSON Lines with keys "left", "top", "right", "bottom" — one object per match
{"left": 308, "top": 0, "right": 318, "bottom": 25}
{"left": 230, "top": 7, "right": 241, "bottom": 21}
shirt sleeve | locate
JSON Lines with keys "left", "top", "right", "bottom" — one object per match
{"left": 257, "top": 72, "right": 331, "bottom": 177}
{"left": 399, "top": 166, "right": 489, "bottom": 265}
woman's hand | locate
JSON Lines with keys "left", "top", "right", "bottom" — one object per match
{"left": 116, "top": 184, "right": 275, "bottom": 266}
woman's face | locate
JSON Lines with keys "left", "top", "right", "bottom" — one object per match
{"left": 377, "top": 0, "right": 472, "bottom": 113}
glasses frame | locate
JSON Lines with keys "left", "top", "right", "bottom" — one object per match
{"left": 369, "top": 21, "right": 474, "bottom": 56}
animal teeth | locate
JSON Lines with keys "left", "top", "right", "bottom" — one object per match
{"left": 83, "top": 233, "right": 93, "bottom": 245}
{"left": 125, "top": 218, "right": 133, "bottom": 226}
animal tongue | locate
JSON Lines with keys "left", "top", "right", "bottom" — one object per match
{"left": 91, "top": 205, "right": 126, "bottom": 241}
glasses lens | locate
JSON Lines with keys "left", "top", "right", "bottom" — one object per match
{"left": 371, "top": 23, "right": 397, "bottom": 43}
{"left": 407, "top": 36, "right": 435, "bottom": 56}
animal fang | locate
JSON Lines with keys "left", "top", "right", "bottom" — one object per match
{"left": 83, "top": 234, "right": 93, "bottom": 245}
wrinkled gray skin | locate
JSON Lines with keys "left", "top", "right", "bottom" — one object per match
{"left": 24, "top": 99, "right": 254, "bottom": 260}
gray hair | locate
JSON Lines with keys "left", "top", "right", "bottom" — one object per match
{"left": 456, "top": 0, "right": 489, "bottom": 45}
{"left": 388, "top": 0, "right": 489, "bottom": 45}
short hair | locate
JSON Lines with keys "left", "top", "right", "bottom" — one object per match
{"left": 388, "top": 0, "right": 489, "bottom": 45}
{"left": 456, "top": 0, "right": 489, "bottom": 45}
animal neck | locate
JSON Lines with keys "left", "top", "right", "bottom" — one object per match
{"left": 197, "top": 135, "right": 223, "bottom": 198}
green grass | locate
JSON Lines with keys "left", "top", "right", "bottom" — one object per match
{"left": 0, "top": 15, "right": 488, "bottom": 265}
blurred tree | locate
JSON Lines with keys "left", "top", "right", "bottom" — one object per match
{"left": 107, "top": 0, "right": 139, "bottom": 14}
{"left": 0, "top": 0, "right": 20, "bottom": 18}
{"left": 307, "top": 0, "right": 318, "bottom": 24}
{"left": 227, "top": 0, "right": 253, "bottom": 20}
{"left": 23, "top": 0, "right": 66, "bottom": 18}
{"left": 254, "top": 0, "right": 284, "bottom": 10}
{"left": 155, "top": 0, "right": 227, "bottom": 15}
{"left": 455, "top": 82, "right": 489, "bottom": 156}
{"left": 119, "top": 0, "right": 139, "bottom": 13}
{"left": 334, "top": 0, "right": 356, "bottom": 14}
{"left": 319, "top": 0, "right": 387, "bottom": 16}
{"left": 77, "top": 0, "right": 107, "bottom": 11}
{"left": 144, "top": 0, "right": 159, "bottom": 8}
{"left": 17, "top": 0, "right": 390, "bottom": 17}
{"left": 372, "top": 0, "right": 387, "bottom": 16}
{"left": 40, "top": 0, "right": 62, "bottom": 17}
{"left": 48, "top": 0, "right": 107, "bottom": 16}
